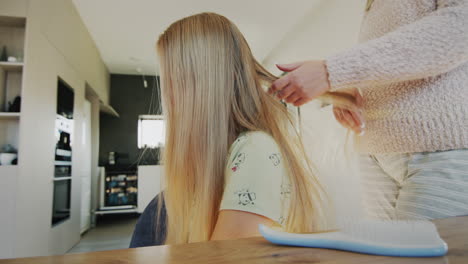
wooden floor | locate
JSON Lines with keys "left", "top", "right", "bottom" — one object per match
{"left": 67, "top": 214, "right": 139, "bottom": 254}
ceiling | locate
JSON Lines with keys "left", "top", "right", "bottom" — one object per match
{"left": 72, "top": 0, "right": 323, "bottom": 75}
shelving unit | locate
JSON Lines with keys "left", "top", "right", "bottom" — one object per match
{"left": 95, "top": 166, "right": 138, "bottom": 215}
{"left": 0, "top": 62, "right": 23, "bottom": 72}
{"left": 0, "top": 15, "right": 24, "bottom": 259}
{"left": 0, "top": 112, "right": 20, "bottom": 120}
{"left": 0, "top": 16, "right": 25, "bottom": 166}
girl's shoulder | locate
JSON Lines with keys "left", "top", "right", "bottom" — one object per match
{"left": 230, "top": 131, "right": 280, "bottom": 153}
{"left": 221, "top": 131, "right": 288, "bottom": 223}
{"left": 227, "top": 131, "right": 283, "bottom": 170}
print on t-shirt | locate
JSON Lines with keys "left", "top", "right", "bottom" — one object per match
{"left": 234, "top": 134, "right": 248, "bottom": 145}
{"left": 231, "top": 153, "right": 246, "bottom": 172}
{"left": 278, "top": 216, "right": 285, "bottom": 225}
{"left": 269, "top": 153, "right": 281, "bottom": 166}
{"left": 235, "top": 188, "right": 256, "bottom": 205}
{"left": 280, "top": 183, "right": 292, "bottom": 198}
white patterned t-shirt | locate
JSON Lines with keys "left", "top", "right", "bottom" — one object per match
{"left": 219, "top": 131, "right": 291, "bottom": 225}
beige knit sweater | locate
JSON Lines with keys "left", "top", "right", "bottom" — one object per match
{"left": 326, "top": 0, "right": 468, "bottom": 154}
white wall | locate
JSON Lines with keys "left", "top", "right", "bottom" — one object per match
{"left": 137, "top": 165, "right": 162, "bottom": 213}
{"left": 85, "top": 87, "right": 101, "bottom": 227}
{"left": 0, "top": 166, "right": 17, "bottom": 257}
{"left": 30, "top": 0, "right": 110, "bottom": 104}
{"left": 263, "top": 0, "right": 366, "bottom": 66}
{"left": 0, "top": 0, "right": 110, "bottom": 258}
{"left": 263, "top": 0, "right": 366, "bottom": 219}
{"left": 0, "top": 0, "right": 28, "bottom": 17}
{"left": 80, "top": 99, "right": 92, "bottom": 233}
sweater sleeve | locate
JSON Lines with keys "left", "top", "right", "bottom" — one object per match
{"left": 326, "top": 0, "right": 468, "bottom": 91}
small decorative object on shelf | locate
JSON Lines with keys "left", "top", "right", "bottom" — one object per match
{"left": 0, "top": 144, "right": 18, "bottom": 165}
{"left": 7, "top": 56, "right": 17, "bottom": 62}
{"left": 108, "top": 151, "right": 116, "bottom": 165}
{"left": 0, "top": 46, "right": 7, "bottom": 61}
{"left": 8, "top": 96, "right": 21, "bottom": 112}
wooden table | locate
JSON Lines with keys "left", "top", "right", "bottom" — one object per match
{"left": 1, "top": 216, "right": 467, "bottom": 264}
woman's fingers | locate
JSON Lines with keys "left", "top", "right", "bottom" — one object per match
{"left": 277, "top": 84, "right": 296, "bottom": 100}
{"left": 333, "top": 107, "right": 365, "bottom": 134}
{"left": 349, "top": 109, "right": 365, "bottom": 130}
{"left": 276, "top": 62, "right": 305, "bottom": 72}
{"left": 341, "top": 109, "right": 359, "bottom": 133}
{"left": 354, "top": 88, "right": 364, "bottom": 108}
{"left": 332, "top": 89, "right": 365, "bottom": 134}
{"left": 270, "top": 75, "right": 290, "bottom": 94}
{"left": 333, "top": 107, "right": 348, "bottom": 128}
{"left": 293, "top": 98, "right": 308, "bottom": 107}
{"left": 285, "top": 92, "right": 301, "bottom": 103}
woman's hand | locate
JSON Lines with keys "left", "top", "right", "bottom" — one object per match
{"left": 269, "top": 60, "right": 331, "bottom": 106}
{"left": 332, "top": 88, "right": 365, "bottom": 135}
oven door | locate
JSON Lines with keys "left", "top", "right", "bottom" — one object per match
{"left": 52, "top": 178, "right": 71, "bottom": 225}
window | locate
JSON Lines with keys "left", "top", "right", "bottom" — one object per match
{"left": 137, "top": 115, "right": 165, "bottom": 148}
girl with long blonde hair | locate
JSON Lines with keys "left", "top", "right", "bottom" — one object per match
{"left": 146, "top": 12, "right": 355, "bottom": 245}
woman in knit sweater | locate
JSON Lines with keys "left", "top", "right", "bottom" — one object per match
{"left": 270, "top": 0, "right": 468, "bottom": 220}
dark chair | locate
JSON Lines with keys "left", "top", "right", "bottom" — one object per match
{"left": 129, "top": 194, "right": 167, "bottom": 248}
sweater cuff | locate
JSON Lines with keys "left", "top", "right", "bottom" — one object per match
{"left": 326, "top": 54, "right": 362, "bottom": 92}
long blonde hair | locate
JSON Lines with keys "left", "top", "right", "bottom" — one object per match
{"left": 157, "top": 12, "right": 352, "bottom": 245}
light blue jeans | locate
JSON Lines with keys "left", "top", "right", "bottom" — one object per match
{"left": 360, "top": 149, "right": 468, "bottom": 220}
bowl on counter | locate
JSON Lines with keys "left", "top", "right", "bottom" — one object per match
{"left": 0, "top": 153, "right": 17, "bottom": 165}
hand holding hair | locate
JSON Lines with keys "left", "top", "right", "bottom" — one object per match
{"left": 269, "top": 60, "right": 365, "bottom": 133}
{"left": 269, "top": 60, "right": 331, "bottom": 106}
{"left": 332, "top": 88, "right": 365, "bottom": 135}
{"left": 266, "top": 60, "right": 357, "bottom": 111}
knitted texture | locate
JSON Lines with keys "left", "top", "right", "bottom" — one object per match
{"left": 326, "top": 0, "right": 468, "bottom": 154}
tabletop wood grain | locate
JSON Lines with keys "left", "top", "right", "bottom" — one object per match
{"left": 1, "top": 216, "right": 467, "bottom": 264}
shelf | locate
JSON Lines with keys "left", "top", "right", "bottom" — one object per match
{"left": 100, "top": 102, "right": 119, "bottom": 117}
{"left": 0, "top": 16, "right": 26, "bottom": 27}
{"left": 0, "top": 112, "right": 20, "bottom": 120}
{"left": 0, "top": 164, "right": 18, "bottom": 168}
{"left": 55, "top": 160, "right": 72, "bottom": 166}
{"left": 0, "top": 62, "right": 23, "bottom": 72}
{"left": 95, "top": 205, "right": 137, "bottom": 215}
{"left": 54, "top": 177, "right": 72, "bottom": 181}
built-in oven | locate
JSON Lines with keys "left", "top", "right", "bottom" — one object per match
{"left": 52, "top": 78, "right": 74, "bottom": 226}
{"left": 52, "top": 178, "right": 71, "bottom": 225}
